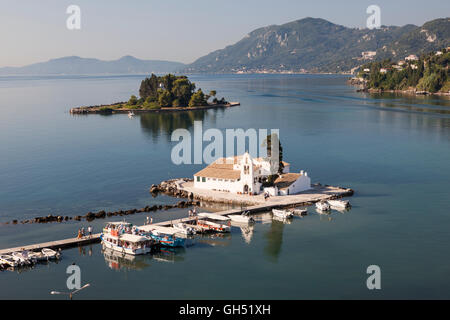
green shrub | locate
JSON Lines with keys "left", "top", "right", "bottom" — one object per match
{"left": 143, "top": 101, "right": 161, "bottom": 110}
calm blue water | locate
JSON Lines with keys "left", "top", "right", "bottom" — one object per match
{"left": 0, "top": 74, "right": 449, "bottom": 299}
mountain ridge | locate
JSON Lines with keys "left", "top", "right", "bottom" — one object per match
{"left": 184, "top": 17, "right": 450, "bottom": 73}
{"left": 0, "top": 56, "right": 185, "bottom": 75}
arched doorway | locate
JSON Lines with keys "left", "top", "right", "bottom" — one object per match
{"left": 243, "top": 184, "right": 249, "bottom": 194}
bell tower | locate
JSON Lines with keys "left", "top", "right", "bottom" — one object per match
{"left": 240, "top": 152, "right": 254, "bottom": 194}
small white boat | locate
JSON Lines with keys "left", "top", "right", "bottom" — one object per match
{"left": 128, "top": 111, "right": 135, "bottom": 118}
{"left": 172, "top": 223, "right": 196, "bottom": 236}
{"left": 316, "top": 201, "right": 331, "bottom": 211}
{"left": 28, "top": 251, "right": 47, "bottom": 262}
{"left": 293, "top": 209, "right": 308, "bottom": 216}
{"left": 272, "top": 209, "right": 294, "bottom": 219}
{"left": 0, "top": 255, "right": 18, "bottom": 267}
{"left": 41, "top": 248, "right": 61, "bottom": 260}
{"left": 11, "top": 252, "right": 33, "bottom": 265}
{"left": 327, "top": 200, "right": 351, "bottom": 209}
{"left": 228, "top": 211, "right": 255, "bottom": 224}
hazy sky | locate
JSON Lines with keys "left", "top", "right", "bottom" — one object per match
{"left": 0, "top": 0, "right": 448, "bottom": 67}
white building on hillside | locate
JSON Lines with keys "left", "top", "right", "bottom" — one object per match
{"left": 405, "top": 54, "right": 419, "bottom": 61}
{"left": 193, "top": 153, "right": 311, "bottom": 196}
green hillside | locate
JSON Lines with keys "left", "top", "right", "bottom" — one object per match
{"left": 184, "top": 17, "right": 450, "bottom": 74}
{"left": 357, "top": 48, "right": 450, "bottom": 93}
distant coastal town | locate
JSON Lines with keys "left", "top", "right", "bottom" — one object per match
{"left": 349, "top": 47, "right": 450, "bottom": 95}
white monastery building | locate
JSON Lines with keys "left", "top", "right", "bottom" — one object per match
{"left": 193, "top": 153, "right": 311, "bottom": 196}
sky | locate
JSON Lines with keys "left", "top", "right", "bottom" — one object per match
{"left": 0, "top": 0, "right": 448, "bottom": 67}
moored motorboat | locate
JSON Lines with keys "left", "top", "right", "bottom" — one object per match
{"left": 197, "top": 213, "right": 231, "bottom": 233}
{"left": 293, "top": 209, "right": 308, "bottom": 216}
{"left": 41, "top": 248, "right": 61, "bottom": 260}
{"left": 128, "top": 111, "right": 135, "bottom": 118}
{"left": 172, "top": 223, "right": 196, "bottom": 236}
{"left": 138, "top": 225, "right": 186, "bottom": 247}
{"left": 327, "top": 199, "right": 351, "bottom": 209}
{"left": 272, "top": 209, "right": 294, "bottom": 219}
{"left": 0, "top": 254, "right": 18, "bottom": 268}
{"left": 11, "top": 251, "right": 33, "bottom": 265}
{"left": 228, "top": 211, "right": 255, "bottom": 224}
{"left": 28, "top": 251, "right": 47, "bottom": 262}
{"left": 315, "top": 201, "right": 331, "bottom": 211}
{"left": 101, "top": 233, "right": 153, "bottom": 255}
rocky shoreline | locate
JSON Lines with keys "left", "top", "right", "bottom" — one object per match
{"left": 348, "top": 77, "right": 450, "bottom": 96}
{"left": 153, "top": 179, "right": 354, "bottom": 208}
{"left": 150, "top": 178, "right": 258, "bottom": 206}
{"left": 69, "top": 102, "right": 240, "bottom": 114}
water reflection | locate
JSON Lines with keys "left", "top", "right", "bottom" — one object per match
{"left": 196, "top": 233, "right": 232, "bottom": 248}
{"left": 139, "top": 108, "right": 225, "bottom": 141}
{"left": 230, "top": 222, "right": 255, "bottom": 244}
{"left": 263, "top": 219, "right": 285, "bottom": 263}
{"left": 367, "top": 92, "right": 450, "bottom": 110}
{"left": 101, "top": 245, "right": 185, "bottom": 269}
{"left": 102, "top": 246, "right": 151, "bottom": 271}
{"left": 153, "top": 247, "right": 186, "bottom": 263}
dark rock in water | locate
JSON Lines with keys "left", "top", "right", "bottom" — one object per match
{"left": 189, "top": 192, "right": 194, "bottom": 200}
{"left": 85, "top": 212, "right": 96, "bottom": 221}
{"left": 57, "top": 216, "right": 63, "bottom": 222}
{"left": 65, "top": 216, "right": 69, "bottom": 221}
{"left": 96, "top": 211, "right": 106, "bottom": 218}
{"left": 177, "top": 201, "right": 186, "bottom": 208}
{"left": 107, "top": 212, "right": 113, "bottom": 217}
{"left": 158, "top": 205, "right": 162, "bottom": 210}
{"left": 74, "top": 216, "right": 82, "bottom": 221}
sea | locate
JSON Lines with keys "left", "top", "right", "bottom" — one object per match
{"left": 0, "top": 74, "right": 449, "bottom": 299}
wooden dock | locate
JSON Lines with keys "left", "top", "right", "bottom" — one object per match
{"left": 0, "top": 184, "right": 353, "bottom": 255}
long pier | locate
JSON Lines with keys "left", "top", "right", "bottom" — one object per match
{"left": 0, "top": 234, "right": 101, "bottom": 255}
{"left": 0, "top": 184, "right": 353, "bottom": 255}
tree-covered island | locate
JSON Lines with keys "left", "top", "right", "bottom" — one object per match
{"left": 351, "top": 48, "right": 450, "bottom": 95}
{"left": 70, "top": 74, "right": 236, "bottom": 114}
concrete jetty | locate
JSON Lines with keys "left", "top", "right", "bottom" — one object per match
{"left": 0, "top": 234, "right": 101, "bottom": 255}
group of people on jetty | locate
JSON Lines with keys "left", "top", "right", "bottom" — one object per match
{"left": 77, "top": 225, "right": 93, "bottom": 239}
{"left": 188, "top": 207, "right": 198, "bottom": 217}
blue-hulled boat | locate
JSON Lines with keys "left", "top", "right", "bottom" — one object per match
{"left": 138, "top": 225, "right": 185, "bottom": 247}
